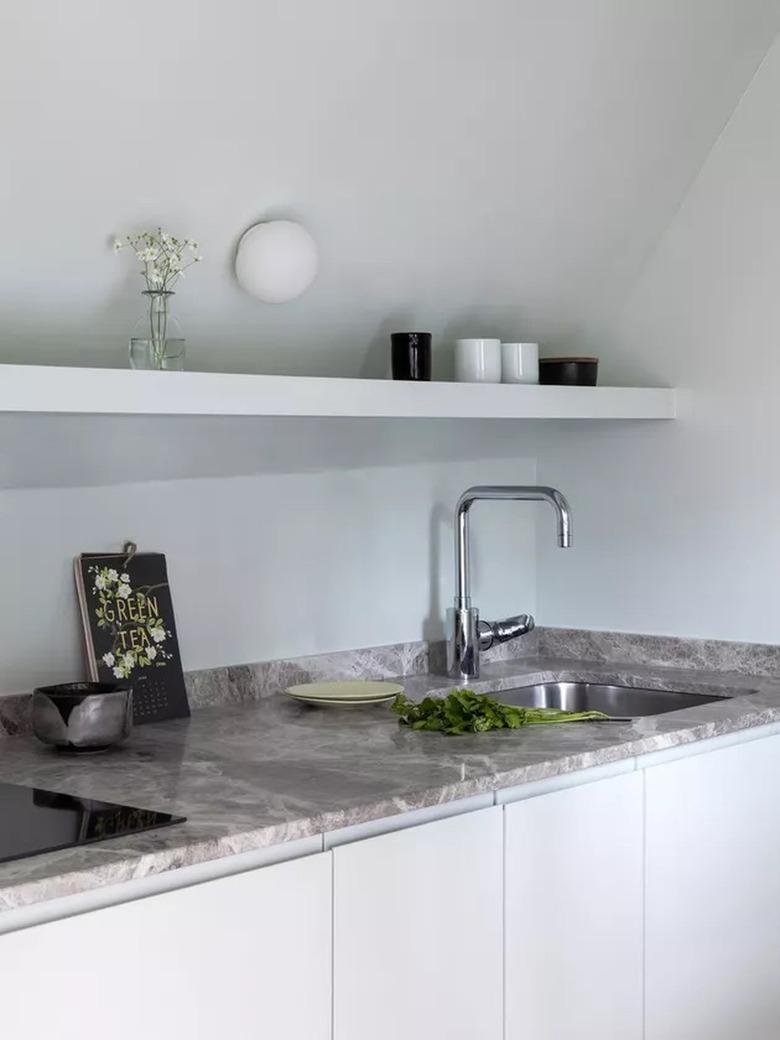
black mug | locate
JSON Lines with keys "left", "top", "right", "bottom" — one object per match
{"left": 391, "top": 332, "right": 432, "bottom": 381}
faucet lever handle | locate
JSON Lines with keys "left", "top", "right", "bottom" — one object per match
{"left": 481, "top": 614, "right": 535, "bottom": 649}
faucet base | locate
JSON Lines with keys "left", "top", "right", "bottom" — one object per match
{"left": 446, "top": 605, "right": 481, "bottom": 680}
{"left": 447, "top": 609, "right": 536, "bottom": 681}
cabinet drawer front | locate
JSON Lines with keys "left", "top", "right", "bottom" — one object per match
{"left": 334, "top": 807, "right": 503, "bottom": 1040}
{"left": 0, "top": 852, "right": 332, "bottom": 1040}
{"left": 645, "top": 734, "right": 780, "bottom": 1040}
{"left": 505, "top": 771, "right": 643, "bottom": 1040}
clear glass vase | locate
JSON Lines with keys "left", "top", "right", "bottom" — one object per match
{"left": 129, "top": 291, "right": 186, "bottom": 371}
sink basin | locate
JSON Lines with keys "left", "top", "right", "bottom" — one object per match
{"left": 495, "top": 681, "right": 726, "bottom": 718}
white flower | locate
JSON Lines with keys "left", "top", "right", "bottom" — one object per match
{"left": 150, "top": 626, "right": 166, "bottom": 644}
{"left": 116, "top": 230, "right": 202, "bottom": 285}
{"left": 103, "top": 652, "right": 115, "bottom": 667}
{"left": 94, "top": 574, "right": 108, "bottom": 591}
{"left": 107, "top": 569, "right": 119, "bottom": 582}
{"left": 146, "top": 645, "right": 157, "bottom": 661}
{"left": 120, "top": 573, "right": 130, "bottom": 584}
{"left": 122, "top": 652, "right": 135, "bottom": 669}
{"left": 117, "top": 583, "right": 132, "bottom": 599}
{"left": 113, "top": 666, "right": 125, "bottom": 679}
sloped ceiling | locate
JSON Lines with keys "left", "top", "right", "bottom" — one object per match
{"left": 1, "top": 0, "right": 778, "bottom": 373}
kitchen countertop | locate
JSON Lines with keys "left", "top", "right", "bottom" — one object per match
{"left": 0, "top": 655, "right": 779, "bottom": 913}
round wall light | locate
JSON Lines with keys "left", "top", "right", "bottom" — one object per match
{"left": 235, "top": 220, "right": 319, "bottom": 303}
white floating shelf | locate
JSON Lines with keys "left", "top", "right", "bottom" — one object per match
{"left": 0, "top": 365, "right": 676, "bottom": 420}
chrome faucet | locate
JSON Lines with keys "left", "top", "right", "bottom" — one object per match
{"left": 446, "top": 486, "right": 572, "bottom": 680}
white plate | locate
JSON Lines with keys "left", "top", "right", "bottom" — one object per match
{"left": 285, "top": 680, "right": 403, "bottom": 705}
{"left": 288, "top": 693, "right": 397, "bottom": 708}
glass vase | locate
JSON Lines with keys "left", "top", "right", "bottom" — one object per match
{"left": 129, "top": 291, "right": 186, "bottom": 371}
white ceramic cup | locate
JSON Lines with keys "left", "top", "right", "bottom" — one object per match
{"left": 501, "top": 342, "right": 539, "bottom": 384}
{"left": 454, "top": 338, "right": 502, "bottom": 383}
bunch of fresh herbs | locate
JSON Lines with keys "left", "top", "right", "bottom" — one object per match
{"left": 391, "top": 689, "right": 609, "bottom": 735}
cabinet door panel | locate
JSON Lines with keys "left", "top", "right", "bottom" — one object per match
{"left": 0, "top": 852, "right": 332, "bottom": 1040}
{"left": 505, "top": 771, "right": 643, "bottom": 1040}
{"left": 333, "top": 807, "right": 502, "bottom": 1040}
{"left": 645, "top": 734, "right": 780, "bottom": 1040}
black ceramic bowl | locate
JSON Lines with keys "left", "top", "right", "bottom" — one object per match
{"left": 539, "top": 357, "right": 599, "bottom": 386}
{"left": 31, "top": 682, "right": 133, "bottom": 754}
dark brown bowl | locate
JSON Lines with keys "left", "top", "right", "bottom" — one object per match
{"left": 539, "top": 357, "right": 599, "bottom": 386}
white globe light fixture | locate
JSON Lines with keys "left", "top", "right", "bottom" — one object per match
{"left": 235, "top": 220, "right": 319, "bottom": 303}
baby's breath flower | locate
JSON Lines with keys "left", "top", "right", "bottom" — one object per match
{"left": 114, "top": 228, "right": 202, "bottom": 292}
{"left": 113, "top": 239, "right": 123, "bottom": 253}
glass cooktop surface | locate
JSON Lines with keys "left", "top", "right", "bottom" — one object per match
{"left": 0, "top": 781, "right": 185, "bottom": 866}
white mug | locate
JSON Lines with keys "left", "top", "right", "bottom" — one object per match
{"left": 501, "top": 342, "right": 539, "bottom": 384}
{"left": 454, "top": 338, "right": 502, "bottom": 383}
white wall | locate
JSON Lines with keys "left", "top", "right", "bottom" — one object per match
{"left": 1, "top": 0, "right": 776, "bottom": 374}
{"left": 0, "top": 454, "right": 538, "bottom": 694}
{"left": 1, "top": 1, "right": 779, "bottom": 689}
{"left": 538, "top": 36, "right": 780, "bottom": 643}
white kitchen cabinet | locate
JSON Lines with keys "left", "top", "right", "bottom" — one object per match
{"left": 333, "top": 806, "right": 503, "bottom": 1040}
{"left": 504, "top": 771, "right": 644, "bottom": 1040}
{"left": 645, "top": 733, "right": 780, "bottom": 1040}
{"left": 0, "top": 851, "right": 332, "bottom": 1040}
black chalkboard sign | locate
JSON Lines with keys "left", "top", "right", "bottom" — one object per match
{"left": 74, "top": 551, "right": 190, "bottom": 724}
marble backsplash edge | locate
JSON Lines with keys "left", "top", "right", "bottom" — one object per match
{"left": 538, "top": 628, "right": 780, "bottom": 677}
{"left": 3, "top": 625, "right": 780, "bottom": 740}
{"left": 0, "top": 634, "right": 542, "bottom": 739}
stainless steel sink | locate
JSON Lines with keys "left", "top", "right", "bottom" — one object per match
{"left": 496, "top": 681, "right": 726, "bottom": 718}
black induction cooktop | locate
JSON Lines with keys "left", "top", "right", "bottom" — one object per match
{"left": 0, "top": 781, "right": 185, "bottom": 866}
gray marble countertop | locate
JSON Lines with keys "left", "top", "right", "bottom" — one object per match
{"left": 0, "top": 655, "right": 778, "bottom": 912}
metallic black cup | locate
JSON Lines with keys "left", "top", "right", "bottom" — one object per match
{"left": 32, "top": 682, "right": 133, "bottom": 754}
{"left": 391, "top": 332, "right": 432, "bottom": 381}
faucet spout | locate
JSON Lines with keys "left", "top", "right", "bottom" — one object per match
{"left": 454, "top": 485, "right": 571, "bottom": 607}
